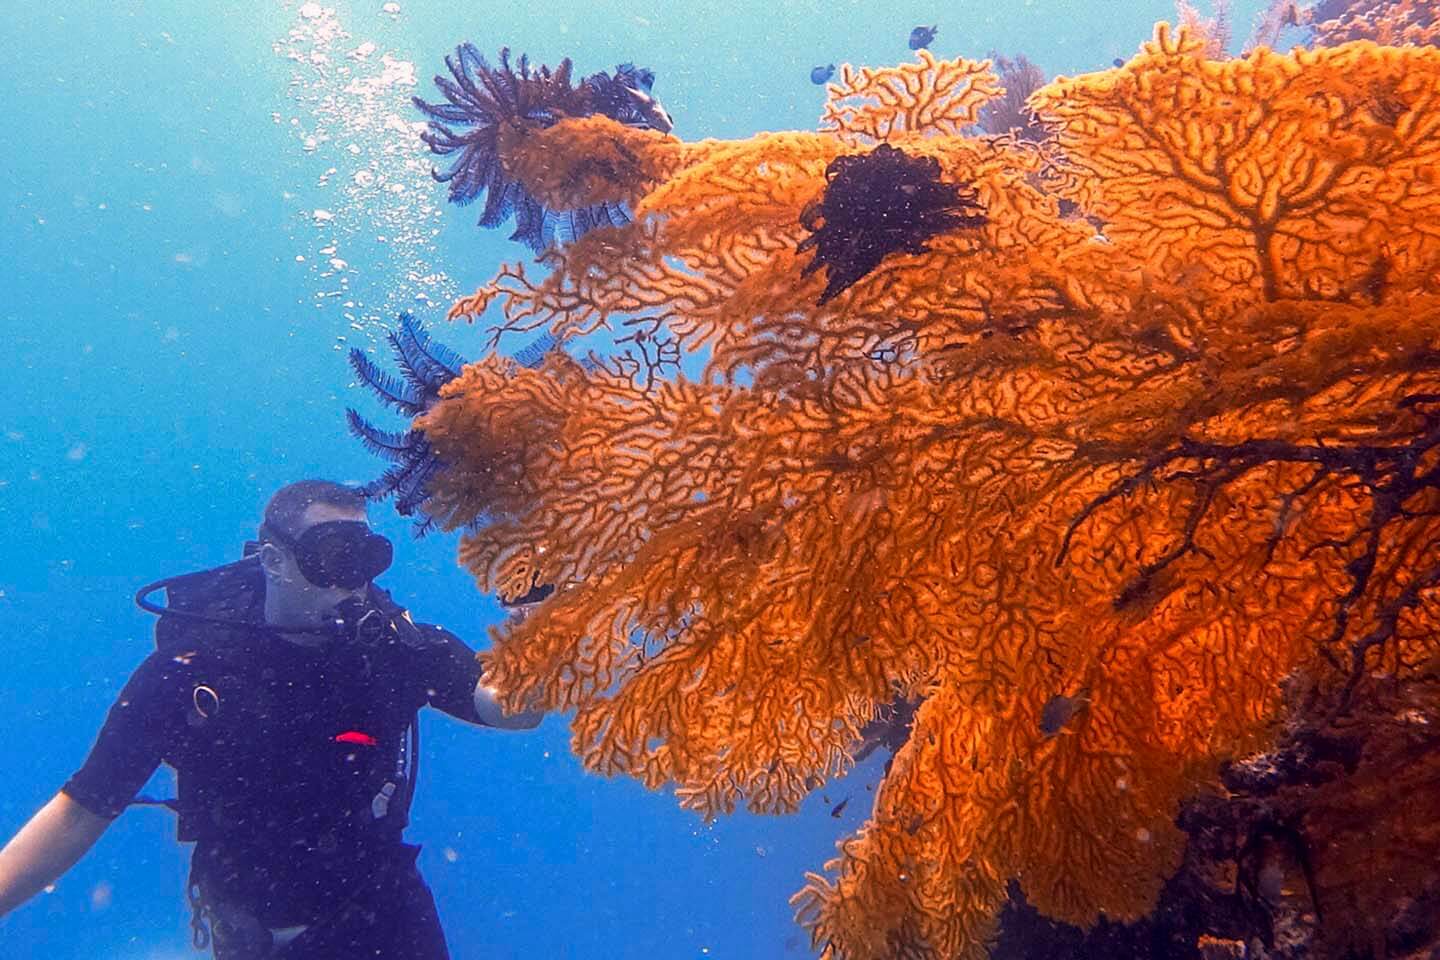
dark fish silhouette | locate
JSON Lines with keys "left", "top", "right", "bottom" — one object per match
{"left": 810, "top": 63, "right": 836, "bottom": 85}
{"left": 602, "top": 62, "right": 674, "bottom": 134}
{"left": 829, "top": 797, "right": 850, "bottom": 817}
{"left": 1040, "top": 688, "right": 1091, "bottom": 736}
{"left": 1112, "top": 57, "right": 1125, "bottom": 67}
{"left": 909, "top": 25, "right": 938, "bottom": 50}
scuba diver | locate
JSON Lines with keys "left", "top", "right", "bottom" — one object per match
{"left": 0, "top": 479, "right": 542, "bottom": 958}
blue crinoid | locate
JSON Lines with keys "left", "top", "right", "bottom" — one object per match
{"left": 346, "top": 313, "right": 467, "bottom": 534}
{"left": 412, "top": 45, "right": 673, "bottom": 254}
{"left": 347, "top": 314, "right": 565, "bottom": 534}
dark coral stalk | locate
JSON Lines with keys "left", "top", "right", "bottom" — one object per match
{"left": 798, "top": 143, "right": 988, "bottom": 305}
{"left": 414, "top": 45, "right": 673, "bottom": 253}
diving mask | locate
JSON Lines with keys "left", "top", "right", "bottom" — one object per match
{"left": 264, "top": 519, "right": 393, "bottom": 590}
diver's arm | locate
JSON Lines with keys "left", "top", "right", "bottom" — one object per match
{"left": 473, "top": 681, "right": 543, "bottom": 730}
{"left": 412, "top": 620, "right": 543, "bottom": 728}
{"left": 0, "top": 792, "right": 112, "bottom": 918}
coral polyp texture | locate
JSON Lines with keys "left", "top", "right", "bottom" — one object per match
{"left": 411, "top": 23, "right": 1440, "bottom": 960}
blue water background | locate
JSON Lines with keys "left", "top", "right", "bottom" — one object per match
{"left": 1, "top": 2, "right": 1280, "bottom": 957}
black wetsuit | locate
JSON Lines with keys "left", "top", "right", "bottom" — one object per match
{"left": 63, "top": 562, "right": 487, "bottom": 959}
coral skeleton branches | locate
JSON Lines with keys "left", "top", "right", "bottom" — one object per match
{"left": 393, "top": 22, "right": 1440, "bottom": 960}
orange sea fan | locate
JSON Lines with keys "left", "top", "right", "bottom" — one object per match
{"left": 495, "top": 115, "right": 692, "bottom": 213}
{"left": 420, "top": 28, "right": 1440, "bottom": 959}
{"left": 821, "top": 49, "right": 1005, "bottom": 142}
{"left": 1031, "top": 24, "right": 1440, "bottom": 306}
{"left": 454, "top": 127, "right": 1059, "bottom": 364}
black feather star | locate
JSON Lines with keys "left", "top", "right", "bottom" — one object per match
{"left": 797, "top": 143, "right": 988, "bottom": 305}
{"left": 347, "top": 314, "right": 564, "bottom": 534}
{"left": 413, "top": 45, "right": 673, "bottom": 254}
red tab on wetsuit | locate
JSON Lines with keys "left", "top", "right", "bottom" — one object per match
{"left": 334, "top": 730, "right": 378, "bottom": 747}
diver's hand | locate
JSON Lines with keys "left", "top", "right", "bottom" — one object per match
{"left": 473, "top": 681, "right": 543, "bottom": 730}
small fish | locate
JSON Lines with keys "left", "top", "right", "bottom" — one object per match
{"left": 829, "top": 797, "right": 850, "bottom": 817}
{"left": 621, "top": 83, "right": 674, "bottom": 134}
{"left": 334, "top": 729, "right": 378, "bottom": 747}
{"left": 909, "top": 25, "right": 938, "bottom": 50}
{"left": 810, "top": 63, "right": 836, "bottom": 85}
{"left": 1112, "top": 57, "right": 1125, "bottom": 68}
{"left": 610, "top": 62, "right": 674, "bottom": 134}
{"left": 1040, "top": 688, "right": 1090, "bottom": 737}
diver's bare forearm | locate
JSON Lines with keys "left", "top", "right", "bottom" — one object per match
{"left": 0, "top": 792, "right": 111, "bottom": 918}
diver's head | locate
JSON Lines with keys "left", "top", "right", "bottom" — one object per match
{"left": 255, "top": 480, "right": 393, "bottom": 630}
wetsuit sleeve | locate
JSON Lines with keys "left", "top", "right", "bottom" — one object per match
{"left": 61, "top": 654, "right": 179, "bottom": 819}
{"left": 412, "top": 624, "right": 488, "bottom": 725}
